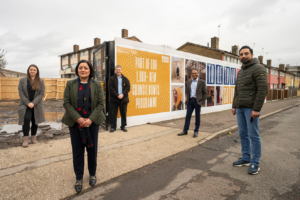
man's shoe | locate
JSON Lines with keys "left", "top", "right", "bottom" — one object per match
{"left": 121, "top": 127, "right": 128, "bottom": 132}
{"left": 233, "top": 158, "right": 251, "bottom": 167}
{"left": 74, "top": 180, "right": 83, "bottom": 193}
{"left": 248, "top": 164, "right": 260, "bottom": 175}
{"left": 110, "top": 128, "right": 115, "bottom": 133}
{"left": 177, "top": 131, "right": 188, "bottom": 136}
{"left": 89, "top": 176, "right": 97, "bottom": 186}
{"left": 193, "top": 132, "right": 198, "bottom": 138}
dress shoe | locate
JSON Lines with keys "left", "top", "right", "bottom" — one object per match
{"left": 121, "top": 127, "right": 128, "bottom": 132}
{"left": 75, "top": 180, "right": 83, "bottom": 193}
{"left": 193, "top": 132, "right": 198, "bottom": 138}
{"left": 177, "top": 131, "right": 188, "bottom": 136}
{"left": 89, "top": 176, "right": 97, "bottom": 186}
{"left": 110, "top": 128, "right": 115, "bottom": 133}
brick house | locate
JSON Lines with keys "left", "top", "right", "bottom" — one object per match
{"left": 0, "top": 68, "right": 27, "bottom": 78}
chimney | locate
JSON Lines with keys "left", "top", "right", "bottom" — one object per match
{"left": 279, "top": 64, "right": 285, "bottom": 71}
{"left": 122, "top": 29, "right": 128, "bottom": 38}
{"left": 94, "top": 38, "right": 100, "bottom": 46}
{"left": 211, "top": 37, "right": 219, "bottom": 49}
{"left": 267, "top": 59, "right": 272, "bottom": 67}
{"left": 258, "top": 55, "right": 263, "bottom": 64}
{"left": 231, "top": 45, "right": 238, "bottom": 55}
{"left": 73, "top": 44, "right": 79, "bottom": 52}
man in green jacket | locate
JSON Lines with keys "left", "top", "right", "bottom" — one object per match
{"left": 232, "top": 46, "right": 268, "bottom": 175}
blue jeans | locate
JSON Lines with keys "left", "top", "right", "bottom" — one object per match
{"left": 236, "top": 108, "right": 261, "bottom": 165}
{"left": 183, "top": 98, "right": 201, "bottom": 132}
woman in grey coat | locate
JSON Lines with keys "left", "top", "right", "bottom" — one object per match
{"left": 18, "top": 64, "right": 45, "bottom": 147}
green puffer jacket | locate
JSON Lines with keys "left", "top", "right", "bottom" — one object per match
{"left": 232, "top": 58, "right": 268, "bottom": 111}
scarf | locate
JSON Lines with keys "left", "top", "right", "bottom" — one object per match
{"left": 173, "top": 88, "right": 182, "bottom": 111}
{"left": 77, "top": 80, "right": 93, "bottom": 148}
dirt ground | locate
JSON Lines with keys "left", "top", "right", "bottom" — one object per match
{"left": 0, "top": 100, "right": 105, "bottom": 150}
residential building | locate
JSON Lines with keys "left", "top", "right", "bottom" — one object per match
{"left": 0, "top": 68, "right": 27, "bottom": 78}
{"left": 177, "top": 37, "right": 241, "bottom": 64}
{"left": 59, "top": 29, "right": 141, "bottom": 78}
{"left": 285, "top": 65, "right": 300, "bottom": 76}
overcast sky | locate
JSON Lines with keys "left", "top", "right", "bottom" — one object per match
{"left": 1, "top": 0, "right": 300, "bottom": 78}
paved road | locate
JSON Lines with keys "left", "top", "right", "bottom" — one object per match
{"left": 71, "top": 105, "right": 300, "bottom": 200}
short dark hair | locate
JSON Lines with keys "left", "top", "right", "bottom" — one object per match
{"left": 239, "top": 46, "right": 253, "bottom": 54}
{"left": 75, "top": 60, "right": 94, "bottom": 79}
{"left": 191, "top": 68, "right": 199, "bottom": 73}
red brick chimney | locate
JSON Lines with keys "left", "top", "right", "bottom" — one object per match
{"left": 122, "top": 29, "right": 128, "bottom": 38}
{"left": 231, "top": 45, "right": 238, "bottom": 55}
{"left": 267, "top": 59, "right": 272, "bottom": 67}
{"left": 94, "top": 38, "right": 100, "bottom": 46}
{"left": 73, "top": 45, "right": 79, "bottom": 52}
{"left": 258, "top": 55, "right": 263, "bottom": 64}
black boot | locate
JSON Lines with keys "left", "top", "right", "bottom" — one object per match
{"left": 177, "top": 131, "right": 188, "bottom": 136}
{"left": 75, "top": 179, "right": 83, "bottom": 193}
{"left": 193, "top": 132, "right": 198, "bottom": 138}
{"left": 110, "top": 128, "right": 116, "bottom": 133}
{"left": 89, "top": 176, "right": 97, "bottom": 186}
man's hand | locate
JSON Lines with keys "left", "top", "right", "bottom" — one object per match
{"left": 82, "top": 118, "right": 92, "bottom": 127}
{"left": 118, "top": 94, "right": 124, "bottom": 99}
{"left": 251, "top": 111, "right": 260, "bottom": 118}
{"left": 28, "top": 103, "right": 34, "bottom": 108}
{"left": 232, "top": 108, "right": 236, "bottom": 115}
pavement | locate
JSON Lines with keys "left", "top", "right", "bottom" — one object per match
{"left": 0, "top": 98, "right": 299, "bottom": 199}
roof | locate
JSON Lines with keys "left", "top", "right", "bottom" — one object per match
{"left": 124, "top": 36, "right": 142, "bottom": 42}
{"left": 177, "top": 42, "right": 238, "bottom": 57}
{"left": 0, "top": 68, "right": 27, "bottom": 75}
{"left": 58, "top": 45, "right": 99, "bottom": 57}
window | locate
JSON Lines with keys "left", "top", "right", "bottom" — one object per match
{"left": 84, "top": 50, "right": 89, "bottom": 55}
{"left": 71, "top": 54, "right": 74, "bottom": 58}
{"left": 279, "top": 84, "right": 282, "bottom": 89}
{"left": 80, "top": 52, "right": 84, "bottom": 56}
{"left": 274, "top": 84, "right": 277, "bottom": 89}
{"left": 271, "top": 70, "right": 278, "bottom": 76}
{"left": 96, "top": 59, "right": 101, "bottom": 66}
{"left": 62, "top": 56, "right": 68, "bottom": 60}
{"left": 71, "top": 64, "right": 77, "bottom": 69}
{"left": 270, "top": 84, "right": 273, "bottom": 89}
{"left": 266, "top": 68, "right": 270, "bottom": 74}
{"left": 62, "top": 65, "right": 68, "bottom": 70}
{"left": 280, "top": 72, "right": 285, "bottom": 77}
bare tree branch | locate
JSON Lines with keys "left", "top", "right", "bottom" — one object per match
{"left": 0, "top": 48, "right": 8, "bottom": 69}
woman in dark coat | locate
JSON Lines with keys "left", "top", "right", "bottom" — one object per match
{"left": 18, "top": 64, "right": 45, "bottom": 148}
{"left": 62, "top": 60, "right": 105, "bottom": 193}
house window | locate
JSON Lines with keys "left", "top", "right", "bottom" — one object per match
{"left": 280, "top": 72, "right": 285, "bottom": 77}
{"left": 80, "top": 52, "right": 84, "bottom": 56}
{"left": 62, "top": 65, "right": 69, "bottom": 70}
{"left": 271, "top": 70, "right": 278, "bottom": 76}
{"left": 266, "top": 68, "right": 270, "bottom": 74}
{"left": 274, "top": 84, "right": 277, "bottom": 89}
{"left": 84, "top": 50, "right": 89, "bottom": 55}
{"left": 71, "top": 64, "right": 77, "bottom": 69}
{"left": 71, "top": 54, "right": 75, "bottom": 59}
{"left": 270, "top": 84, "right": 273, "bottom": 89}
{"left": 97, "top": 59, "right": 101, "bottom": 66}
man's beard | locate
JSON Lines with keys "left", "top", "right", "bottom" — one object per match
{"left": 241, "top": 58, "right": 252, "bottom": 64}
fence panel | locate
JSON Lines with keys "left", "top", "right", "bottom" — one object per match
{"left": 0, "top": 77, "right": 71, "bottom": 100}
{"left": 267, "top": 90, "right": 272, "bottom": 101}
{"left": 272, "top": 90, "right": 278, "bottom": 100}
{"left": 277, "top": 90, "right": 282, "bottom": 99}
{"left": 283, "top": 90, "right": 288, "bottom": 98}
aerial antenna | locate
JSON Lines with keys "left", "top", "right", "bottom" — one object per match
{"left": 218, "top": 24, "right": 221, "bottom": 39}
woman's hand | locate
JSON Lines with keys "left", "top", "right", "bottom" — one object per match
{"left": 28, "top": 103, "right": 34, "bottom": 108}
{"left": 82, "top": 118, "right": 92, "bottom": 127}
{"left": 77, "top": 117, "right": 85, "bottom": 126}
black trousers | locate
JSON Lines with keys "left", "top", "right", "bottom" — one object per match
{"left": 22, "top": 107, "right": 38, "bottom": 136}
{"left": 110, "top": 102, "right": 127, "bottom": 129}
{"left": 69, "top": 123, "right": 99, "bottom": 180}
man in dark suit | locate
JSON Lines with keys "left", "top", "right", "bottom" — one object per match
{"left": 178, "top": 69, "right": 207, "bottom": 138}
{"left": 108, "top": 65, "right": 130, "bottom": 132}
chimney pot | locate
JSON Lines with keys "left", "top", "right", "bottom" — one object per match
{"left": 211, "top": 37, "right": 219, "bottom": 49}
{"left": 73, "top": 45, "right": 79, "bottom": 52}
{"left": 279, "top": 64, "right": 285, "bottom": 71}
{"left": 267, "top": 59, "right": 272, "bottom": 67}
{"left": 258, "top": 55, "right": 263, "bottom": 64}
{"left": 94, "top": 38, "right": 101, "bottom": 46}
{"left": 122, "top": 29, "right": 128, "bottom": 38}
{"left": 231, "top": 45, "right": 238, "bottom": 55}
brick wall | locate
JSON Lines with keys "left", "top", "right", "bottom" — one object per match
{"left": 178, "top": 44, "right": 223, "bottom": 60}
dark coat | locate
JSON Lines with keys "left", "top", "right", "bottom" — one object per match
{"left": 108, "top": 74, "right": 130, "bottom": 104}
{"left": 232, "top": 58, "right": 268, "bottom": 111}
{"left": 18, "top": 78, "right": 45, "bottom": 125}
{"left": 186, "top": 78, "right": 207, "bottom": 106}
{"left": 62, "top": 78, "right": 106, "bottom": 127}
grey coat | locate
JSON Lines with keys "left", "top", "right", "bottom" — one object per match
{"left": 18, "top": 78, "right": 46, "bottom": 125}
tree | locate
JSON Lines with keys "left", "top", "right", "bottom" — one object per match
{"left": 0, "top": 48, "right": 8, "bottom": 69}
